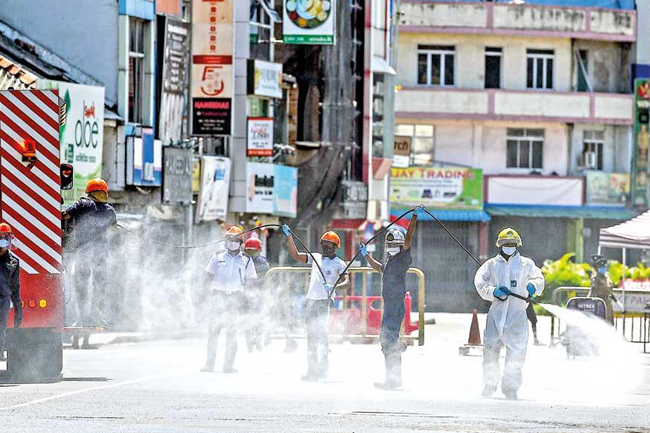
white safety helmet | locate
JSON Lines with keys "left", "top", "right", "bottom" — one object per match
{"left": 384, "top": 229, "right": 405, "bottom": 246}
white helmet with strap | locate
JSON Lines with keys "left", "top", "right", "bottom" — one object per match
{"left": 384, "top": 228, "right": 405, "bottom": 245}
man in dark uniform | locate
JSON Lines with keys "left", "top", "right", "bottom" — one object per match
{"left": 243, "top": 237, "right": 270, "bottom": 352}
{"left": 589, "top": 255, "right": 615, "bottom": 324}
{"left": 360, "top": 205, "right": 424, "bottom": 389}
{"left": 62, "top": 178, "right": 117, "bottom": 349}
{"left": 0, "top": 223, "right": 22, "bottom": 361}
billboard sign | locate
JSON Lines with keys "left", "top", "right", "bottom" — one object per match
{"left": 38, "top": 80, "right": 105, "bottom": 205}
{"left": 283, "top": 0, "right": 336, "bottom": 45}
{"left": 246, "top": 163, "right": 297, "bottom": 216}
{"left": 390, "top": 167, "right": 483, "bottom": 210}
{"left": 197, "top": 156, "right": 231, "bottom": 222}
{"left": 191, "top": 0, "right": 234, "bottom": 135}
{"left": 393, "top": 136, "right": 411, "bottom": 168}
{"left": 247, "top": 59, "right": 283, "bottom": 98}
{"left": 158, "top": 17, "right": 190, "bottom": 144}
{"left": 163, "top": 147, "right": 193, "bottom": 206}
{"left": 126, "top": 128, "right": 163, "bottom": 187}
{"left": 247, "top": 117, "right": 274, "bottom": 156}
{"left": 585, "top": 171, "right": 630, "bottom": 206}
{"left": 632, "top": 78, "right": 650, "bottom": 207}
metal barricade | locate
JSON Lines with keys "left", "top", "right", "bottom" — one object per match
{"left": 550, "top": 286, "right": 650, "bottom": 348}
{"left": 265, "top": 266, "right": 426, "bottom": 346}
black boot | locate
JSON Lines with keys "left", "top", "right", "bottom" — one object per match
{"left": 375, "top": 354, "right": 402, "bottom": 390}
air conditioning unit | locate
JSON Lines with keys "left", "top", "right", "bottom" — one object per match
{"left": 580, "top": 151, "right": 598, "bottom": 169}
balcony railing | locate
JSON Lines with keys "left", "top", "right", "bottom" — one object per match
{"left": 400, "top": 1, "right": 636, "bottom": 42}
{"left": 395, "top": 87, "right": 633, "bottom": 125}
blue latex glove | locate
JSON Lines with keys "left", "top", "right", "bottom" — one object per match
{"left": 359, "top": 243, "right": 368, "bottom": 257}
{"left": 493, "top": 286, "right": 511, "bottom": 300}
{"left": 282, "top": 224, "right": 291, "bottom": 237}
{"left": 324, "top": 283, "right": 334, "bottom": 295}
{"left": 414, "top": 205, "right": 426, "bottom": 217}
{"left": 526, "top": 283, "right": 536, "bottom": 298}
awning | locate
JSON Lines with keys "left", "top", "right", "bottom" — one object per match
{"left": 599, "top": 210, "right": 650, "bottom": 250}
{"left": 485, "top": 204, "right": 640, "bottom": 220}
{"left": 391, "top": 208, "right": 491, "bottom": 222}
{"left": 372, "top": 56, "right": 396, "bottom": 75}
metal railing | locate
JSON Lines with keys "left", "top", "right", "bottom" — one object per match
{"left": 265, "top": 266, "right": 426, "bottom": 346}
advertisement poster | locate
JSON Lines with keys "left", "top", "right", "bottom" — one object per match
{"left": 283, "top": 0, "right": 336, "bottom": 45}
{"left": 247, "top": 117, "right": 274, "bottom": 156}
{"left": 274, "top": 165, "right": 298, "bottom": 218}
{"left": 390, "top": 167, "right": 483, "bottom": 210}
{"left": 633, "top": 79, "right": 650, "bottom": 207}
{"left": 585, "top": 171, "right": 630, "bottom": 206}
{"left": 191, "top": 0, "right": 234, "bottom": 135}
{"left": 197, "top": 156, "right": 231, "bottom": 222}
{"left": 246, "top": 163, "right": 298, "bottom": 217}
{"left": 393, "top": 136, "right": 411, "bottom": 168}
{"left": 163, "top": 147, "right": 193, "bottom": 206}
{"left": 38, "top": 80, "right": 105, "bottom": 205}
{"left": 247, "top": 60, "right": 283, "bottom": 98}
{"left": 158, "top": 17, "right": 190, "bottom": 144}
{"left": 246, "top": 162, "right": 274, "bottom": 214}
{"left": 126, "top": 128, "right": 163, "bottom": 187}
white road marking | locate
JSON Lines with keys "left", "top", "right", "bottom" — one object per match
{"left": 0, "top": 373, "right": 177, "bottom": 411}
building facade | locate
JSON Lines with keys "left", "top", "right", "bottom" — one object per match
{"left": 393, "top": 0, "right": 646, "bottom": 311}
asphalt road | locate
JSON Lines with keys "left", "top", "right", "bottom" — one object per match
{"left": 0, "top": 314, "right": 649, "bottom": 433}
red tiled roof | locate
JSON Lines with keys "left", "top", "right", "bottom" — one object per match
{"left": 0, "top": 55, "right": 37, "bottom": 88}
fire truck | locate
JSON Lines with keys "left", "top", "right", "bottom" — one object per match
{"left": 0, "top": 89, "right": 73, "bottom": 382}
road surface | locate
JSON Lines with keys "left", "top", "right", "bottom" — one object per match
{"left": 0, "top": 314, "right": 648, "bottom": 433}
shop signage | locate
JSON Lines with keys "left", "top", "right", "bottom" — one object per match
{"left": 246, "top": 163, "right": 297, "bottom": 217}
{"left": 38, "top": 80, "right": 105, "bottom": 205}
{"left": 283, "top": 0, "right": 336, "bottom": 45}
{"left": 393, "top": 136, "right": 411, "bottom": 168}
{"left": 247, "top": 117, "right": 274, "bottom": 157}
{"left": 191, "top": 0, "right": 234, "bottom": 135}
{"left": 126, "top": 128, "right": 163, "bottom": 187}
{"left": 585, "top": 171, "right": 630, "bottom": 206}
{"left": 162, "top": 147, "right": 193, "bottom": 206}
{"left": 197, "top": 156, "right": 231, "bottom": 222}
{"left": 632, "top": 78, "right": 650, "bottom": 207}
{"left": 390, "top": 167, "right": 483, "bottom": 210}
{"left": 247, "top": 59, "right": 283, "bottom": 98}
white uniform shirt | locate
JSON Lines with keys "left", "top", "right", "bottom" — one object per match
{"left": 205, "top": 250, "right": 257, "bottom": 292}
{"left": 306, "top": 253, "right": 347, "bottom": 300}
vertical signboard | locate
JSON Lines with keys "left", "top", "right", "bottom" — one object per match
{"left": 633, "top": 79, "right": 650, "bottom": 207}
{"left": 246, "top": 163, "right": 298, "bottom": 216}
{"left": 38, "top": 80, "right": 105, "bottom": 205}
{"left": 274, "top": 164, "right": 298, "bottom": 217}
{"left": 191, "top": 0, "right": 234, "bottom": 135}
{"left": 197, "top": 156, "right": 231, "bottom": 222}
{"left": 247, "top": 117, "right": 274, "bottom": 156}
{"left": 393, "top": 136, "right": 411, "bottom": 168}
{"left": 163, "top": 147, "right": 193, "bottom": 205}
{"left": 159, "top": 17, "right": 190, "bottom": 144}
{"left": 247, "top": 60, "right": 283, "bottom": 98}
{"left": 283, "top": 0, "right": 336, "bottom": 45}
{"left": 126, "top": 128, "right": 163, "bottom": 186}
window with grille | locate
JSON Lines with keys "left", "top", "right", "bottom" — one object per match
{"left": 583, "top": 130, "right": 604, "bottom": 170}
{"left": 526, "top": 49, "right": 554, "bottom": 90}
{"left": 417, "top": 45, "right": 455, "bottom": 86}
{"left": 506, "top": 128, "right": 544, "bottom": 169}
{"left": 128, "top": 18, "right": 146, "bottom": 124}
{"left": 484, "top": 47, "right": 502, "bottom": 89}
{"left": 395, "top": 124, "right": 434, "bottom": 166}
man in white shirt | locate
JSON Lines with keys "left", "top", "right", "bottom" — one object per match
{"left": 282, "top": 226, "right": 349, "bottom": 381}
{"left": 201, "top": 226, "right": 257, "bottom": 373}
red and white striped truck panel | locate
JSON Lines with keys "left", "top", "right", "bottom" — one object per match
{"left": 0, "top": 89, "right": 63, "bottom": 328}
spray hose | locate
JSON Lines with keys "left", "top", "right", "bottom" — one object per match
{"left": 329, "top": 207, "right": 418, "bottom": 300}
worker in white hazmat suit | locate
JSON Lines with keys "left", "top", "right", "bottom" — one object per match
{"left": 474, "top": 228, "right": 544, "bottom": 400}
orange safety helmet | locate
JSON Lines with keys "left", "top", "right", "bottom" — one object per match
{"left": 244, "top": 237, "right": 262, "bottom": 252}
{"left": 225, "top": 226, "right": 244, "bottom": 240}
{"left": 85, "top": 178, "right": 108, "bottom": 194}
{"left": 320, "top": 231, "right": 341, "bottom": 249}
{"left": 0, "top": 223, "right": 12, "bottom": 234}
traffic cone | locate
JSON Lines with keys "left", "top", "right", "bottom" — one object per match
{"left": 459, "top": 309, "right": 482, "bottom": 356}
{"left": 467, "top": 309, "right": 482, "bottom": 346}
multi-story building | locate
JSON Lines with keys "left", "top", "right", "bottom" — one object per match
{"left": 393, "top": 0, "right": 645, "bottom": 311}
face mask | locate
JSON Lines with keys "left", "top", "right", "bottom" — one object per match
{"left": 387, "top": 247, "right": 401, "bottom": 256}
{"left": 501, "top": 246, "right": 517, "bottom": 256}
{"left": 227, "top": 241, "right": 241, "bottom": 252}
{"left": 0, "top": 240, "right": 9, "bottom": 248}
{"left": 321, "top": 243, "right": 336, "bottom": 258}
{"left": 599, "top": 267, "right": 607, "bottom": 274}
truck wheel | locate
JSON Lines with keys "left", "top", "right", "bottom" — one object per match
{"left": 6, "top": 329, "right": 63, "bottom": 383}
